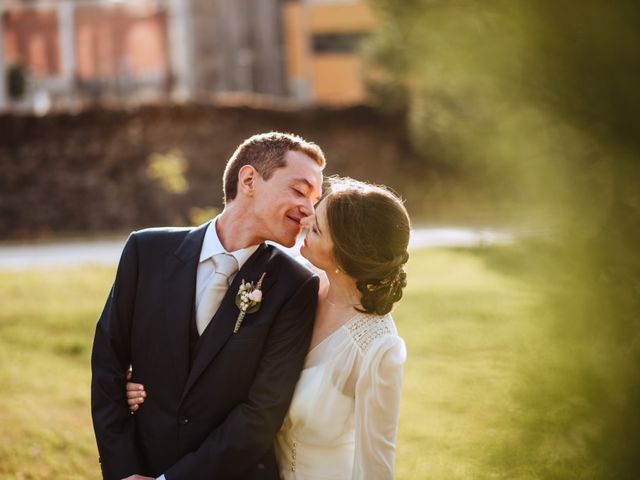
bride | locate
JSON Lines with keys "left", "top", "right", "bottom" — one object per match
{"left": 126, "top": 177, "right": 410, "bottom": 479}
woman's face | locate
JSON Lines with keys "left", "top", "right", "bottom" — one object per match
{"left": 300, "top": 198, "right": 338, "bottom": 271}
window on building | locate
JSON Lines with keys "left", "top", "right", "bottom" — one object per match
{"left": 311, "top": 32, "right": 367, "bottom": 54}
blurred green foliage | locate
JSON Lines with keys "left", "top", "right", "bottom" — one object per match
{"left": 189, "top": 206, "right": 221, "bottom": 226}
{"left": 365, "top": 0, "right": 640, "bottom": 477}
{"left": 147, "top": 150, "right": 189, "bottom": 194}
{"left": 8, "top": 64, "right": 27, "bottom": 100}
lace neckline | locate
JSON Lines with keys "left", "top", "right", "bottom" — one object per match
{"left": 307, "top": 311, "right": 361, "bottom": 356}
{"left": 346, "top": 312, "right": 395, "bottom": 353}
{"left": 304, "top": 312, "right": 392, "bottom": 369}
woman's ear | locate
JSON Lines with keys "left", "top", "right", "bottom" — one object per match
{"left": 237, "top": 165, "right": 257, "bottom": 197}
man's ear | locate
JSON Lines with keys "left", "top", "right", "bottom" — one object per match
{"left": 237, "top": 165, "right": 258, "bottom": 196}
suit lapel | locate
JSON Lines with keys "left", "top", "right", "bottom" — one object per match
{"left": 180, "top": 243, "right": 272, "bottom": 403}
{"left": 163, "top": 222, "right": 209, "bottom": 394}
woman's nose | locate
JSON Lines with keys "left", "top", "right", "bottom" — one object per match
{"left": 300, "top": 215, "right": 314, "bottom": 228}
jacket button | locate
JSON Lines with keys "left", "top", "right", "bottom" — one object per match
{"left": 178, "top": 416, "right": 189, "bottom": 425}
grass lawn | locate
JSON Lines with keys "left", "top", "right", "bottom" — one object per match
{"left": 0, "top": 247, "right": 540, "bottom": 479}
{"left": 396, "top": 248, "right": 539, "bottom": 480}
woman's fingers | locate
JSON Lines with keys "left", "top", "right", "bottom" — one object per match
{"left": 125, "top": 380, "right": 146, "bottom": 412}
{"left": 126, "top": 382, "right": 145, "bottom": 391}
{"left": 128, "top": 396, "right": 145, "bottom": 406}
{"left": 126, "top": 389, "right": 146, "bottom": 399}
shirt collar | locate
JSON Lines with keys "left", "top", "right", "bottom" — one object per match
{"left": 199, "top": 216, "right": 260, "bottom": 269}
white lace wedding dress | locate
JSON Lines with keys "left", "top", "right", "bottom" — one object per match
{"left": 275, "top": 311, "right": 406, "bottom": 479}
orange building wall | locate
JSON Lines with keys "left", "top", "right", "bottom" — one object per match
{"left": 283, "top": 2, "right": 307, "bottom": 81}
{"left": 312, "top": 54, "right": 364, "bottom": 104}
{"left": 282, "top": 1, "right": 379, "bottom": 105}
{"left": 307, "top": 2, "right": 378, "bottom": 33}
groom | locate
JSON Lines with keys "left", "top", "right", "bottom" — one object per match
{"left": 91, "top": 132, "right": 325, "bottom": 479}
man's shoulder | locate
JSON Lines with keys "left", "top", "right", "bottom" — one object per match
{"left": 126, "top": 225, "right": 203, "bottom": 256}
{"left": 131, "top": 225, "right": 193, "bottom": 243}
{"left": 133, "top": 225, "right": 194, "bottom": 237}
{"left": 263, "top": 244, "right": 317, "bottom": 284}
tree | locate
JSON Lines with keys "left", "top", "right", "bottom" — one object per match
{"left": 365, "top": 1, "right": 640, "bottom": 477}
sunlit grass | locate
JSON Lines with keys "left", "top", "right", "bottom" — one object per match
{"left": 394, "top": 248, "right": 539, "bottom": 479}
{"left": 0, "top": 266, "right": 114, "bottom": 479}
{"left": 0, "top": 248, "right": 546, "bottom": 479}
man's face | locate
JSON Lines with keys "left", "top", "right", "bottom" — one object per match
{"left": 252, "top": 150, "right": 323, "bottom": 247}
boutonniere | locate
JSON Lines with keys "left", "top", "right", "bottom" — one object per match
{"left": 234, "top": 272, "right": 266, "bottom": 333}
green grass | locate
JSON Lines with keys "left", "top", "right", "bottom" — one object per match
{"left": 394, "top": 248, "right": 540, "bottom": 480}
{"left": 0, "top": 266, "right": 114, "bottom": 479}
{"left": 0, "top": 248, "right": 543, "bottom": 479}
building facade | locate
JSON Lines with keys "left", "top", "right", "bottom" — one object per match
{"left": 0, "top": 0, "right": 377, "bottom": 111}
{"left": 283, "top": 0, "right": 378, "bottom": 104}
{"left": 1, "top": 0, "right": 172, "bottom": 111}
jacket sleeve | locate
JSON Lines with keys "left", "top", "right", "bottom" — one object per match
{"left": 164, "top": 274, "right": 319, "bottom": 479}
{"left": 91, "top": 233, "right": 145, "bottom": 479}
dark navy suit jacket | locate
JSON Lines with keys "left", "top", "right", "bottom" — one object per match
{"left": 91, "top": 222, "right": 318, "bottom": 479}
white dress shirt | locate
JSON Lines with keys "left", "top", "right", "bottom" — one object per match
{"left": 195, "top": 217, "right": 260, "bottom": 310}
{"left": 157, "top": 217, "right": 259, "bottom": 480}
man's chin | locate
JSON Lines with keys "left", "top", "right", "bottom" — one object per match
{"left": 279, "top": 236, "right": 297, "bottom": 248}
{"left": 271, "top": 224, "right": 302, "bottom": 248}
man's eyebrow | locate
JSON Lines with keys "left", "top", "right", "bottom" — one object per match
{"left": 291, "top": 178, "right": 314, "bottom": 190}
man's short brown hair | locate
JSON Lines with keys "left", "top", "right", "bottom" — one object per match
{"left": 223, "top": 132, "right": 326, "bottom": 203}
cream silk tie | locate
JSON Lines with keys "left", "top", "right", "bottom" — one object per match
{"left": 196, "top": 253, "right": 238, "bottom": 335}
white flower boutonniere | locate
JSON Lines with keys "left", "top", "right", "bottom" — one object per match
{"left": 234, "top": 272, "right": 266, "bottom": 333}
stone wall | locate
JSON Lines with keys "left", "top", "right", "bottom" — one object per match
{"left": 0, "top": 104, "right": 430, "bottom": 239}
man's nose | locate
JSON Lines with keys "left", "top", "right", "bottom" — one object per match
{"left": 299, "top": 197, "right": 314, "bottom": 216}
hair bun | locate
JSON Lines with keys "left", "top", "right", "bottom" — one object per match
{"left": 323, "top": 178, "right": 411, "bottom": 315}
{"left": 357, "top": 264, "right": 408, "bottom": 315}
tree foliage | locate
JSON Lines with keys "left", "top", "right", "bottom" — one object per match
{"left": 364, "top": 1, "right": 640, "bottom": 477}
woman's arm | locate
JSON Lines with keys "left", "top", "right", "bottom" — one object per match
{"left": 352, "top": 335, "right": 407, "bottom": 479}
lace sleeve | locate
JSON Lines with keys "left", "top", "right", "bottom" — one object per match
{"left": 352, "top": 334, "right": 407, "bottom": 479}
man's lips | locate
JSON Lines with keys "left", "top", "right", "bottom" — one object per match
{"left": 286, "top": 215, "right": 303, "bottom": 227}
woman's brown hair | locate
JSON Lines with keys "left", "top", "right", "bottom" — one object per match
{"left": 324, "top": 177, "right": 410, "bottom": 315}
